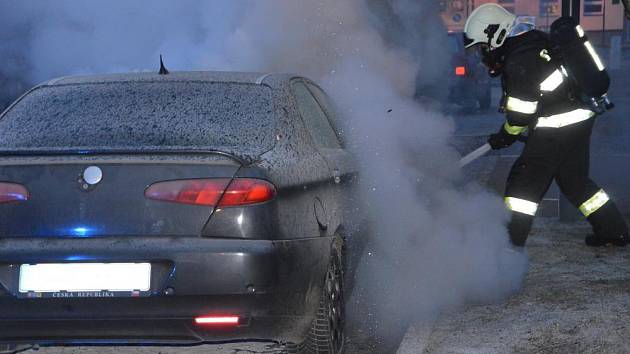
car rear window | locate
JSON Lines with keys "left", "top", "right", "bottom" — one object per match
{"left": 0, "top": 82, "right": 276, "bottom": 155}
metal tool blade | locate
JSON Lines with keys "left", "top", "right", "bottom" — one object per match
{"left": 459, "top": 143, "right": 492, "bottom": 167}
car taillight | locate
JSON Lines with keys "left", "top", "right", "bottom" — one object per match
{"left": 144, "top": 178, "right": 276, "bottom": 207}
{"left": 194, "top": 315, "right": 240, "bottom": 326}
{"left": 455, "top": 66, "right": 466, "bottom": 76}
{"left": 0, "top": 182, "right": 29, "bottom": 204}
{"left": 219, "top": 178, "right": 276, "bottom": 207}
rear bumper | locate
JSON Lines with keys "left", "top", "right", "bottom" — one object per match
{"left": 0, "top": 236, "right": 334, "bottom": 344}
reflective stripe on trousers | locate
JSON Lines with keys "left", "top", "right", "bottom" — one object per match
{"left": 536, "top": 109, "right": 595, "bottom": 129}
{"left": 579, "top": 189, "right": 610, "bottom": 217}
{"left": 505, "top": 197, "right": 538, "bottom": 216}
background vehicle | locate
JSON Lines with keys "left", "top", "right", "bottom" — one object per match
{"left": 0, "top": 71, "right": 357, "bottom": 353}
{"left": 447, "top": 31, "right": 492, "bottom": 112}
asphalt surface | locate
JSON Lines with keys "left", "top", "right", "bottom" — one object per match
{"left": 397, "top": 219, "right": 630, "bottom": 354}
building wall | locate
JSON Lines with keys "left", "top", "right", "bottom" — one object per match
{"left": 440, "top": 0, "right": 625, "bottom": 32}
{"left": 579, "top": 0, "right": 625, "bottom": 32}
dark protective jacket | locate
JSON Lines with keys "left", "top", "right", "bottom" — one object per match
{"left": 499, "top": 30, "right": 593, "bottom": 136}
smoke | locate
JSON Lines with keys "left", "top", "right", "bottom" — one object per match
{"left": 0, "top": 0, "right": 528, "bottom": 349}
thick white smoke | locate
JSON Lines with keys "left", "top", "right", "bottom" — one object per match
{"left": 0, "top": 0, "right": 528, "bottom": 349}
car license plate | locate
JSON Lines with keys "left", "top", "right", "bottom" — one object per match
{"left": 19, "top": 263, "right": 151, "bottom": 295}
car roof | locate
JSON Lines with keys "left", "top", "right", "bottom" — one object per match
{"left": 42, "top": 71, "right": 297, "bottom": 90}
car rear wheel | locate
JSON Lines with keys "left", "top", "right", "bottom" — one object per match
{"left": 302, "top": 243, "right": 345, "bottom": 354}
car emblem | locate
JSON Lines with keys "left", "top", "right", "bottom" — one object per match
{"left": 79, "top": 166, "right": 103, "bottom": 191}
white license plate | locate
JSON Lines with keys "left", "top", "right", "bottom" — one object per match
{"left": 19, "top": 263, "right": 151, "bottom": 293}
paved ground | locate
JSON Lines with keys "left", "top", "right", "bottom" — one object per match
{"left": 398, "top": 218, "right": 630, "bottom": 354}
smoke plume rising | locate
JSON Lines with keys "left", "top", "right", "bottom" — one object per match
{"left": 0, "top": 0, "right": 528, "bottom": 349}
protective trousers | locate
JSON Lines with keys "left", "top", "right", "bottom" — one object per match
{"left": 504, "top": 118, "right": 628, "bottom": 246}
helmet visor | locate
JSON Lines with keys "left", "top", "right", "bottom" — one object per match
{"left": 509, "top": 16, "right": 536, "bottom": 37}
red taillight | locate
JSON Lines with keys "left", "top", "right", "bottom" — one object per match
{"left": 455, "top": 66, "right": 466, "bottom": 76}
{"left": 145, "top": 178, "right": 230, "bottom": 206}
{"left": 219, "top": 179, "right": 276, "bottom": 207}
{"left": 144, "top": 178, "right": 276, "bottom": 207}
{"left": 0, "top": 182, "right": 29, "bottom": 204}
{"left": 194, "top": 315, "right": 240, "bottom": 326}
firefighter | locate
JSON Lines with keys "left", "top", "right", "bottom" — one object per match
{"left": 463, "top": 4, "right": 629, "bottom": 247}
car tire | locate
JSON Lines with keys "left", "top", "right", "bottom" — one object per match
{"left": 302, "top": 242, "right": 345, "bottom": 354}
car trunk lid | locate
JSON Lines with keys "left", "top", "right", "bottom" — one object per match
{"left": 0, "top": 153, "right": 241, "bottom": 238}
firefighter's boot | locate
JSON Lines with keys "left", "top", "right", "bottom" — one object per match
{"left": 585, "top": 233, "right": 630, "bottom": 247}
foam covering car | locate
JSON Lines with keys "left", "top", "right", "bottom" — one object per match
{"left": 0, "top": 71, "right": 358, "bottom": 354}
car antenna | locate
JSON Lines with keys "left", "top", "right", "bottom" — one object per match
{"left": 159, "top": 55, "right": 169, "bottom": 75}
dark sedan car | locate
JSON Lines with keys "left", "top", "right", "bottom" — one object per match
{"left": 0, "top": 71, "right": 356, "bottom": 353}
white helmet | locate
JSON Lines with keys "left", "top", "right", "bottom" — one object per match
{"left": 464, "top": 4, "right": 516, "bottom": 49}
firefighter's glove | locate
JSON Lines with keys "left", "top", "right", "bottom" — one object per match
{"left": 487, "top": 127, "right": 518, "bottom": 150}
